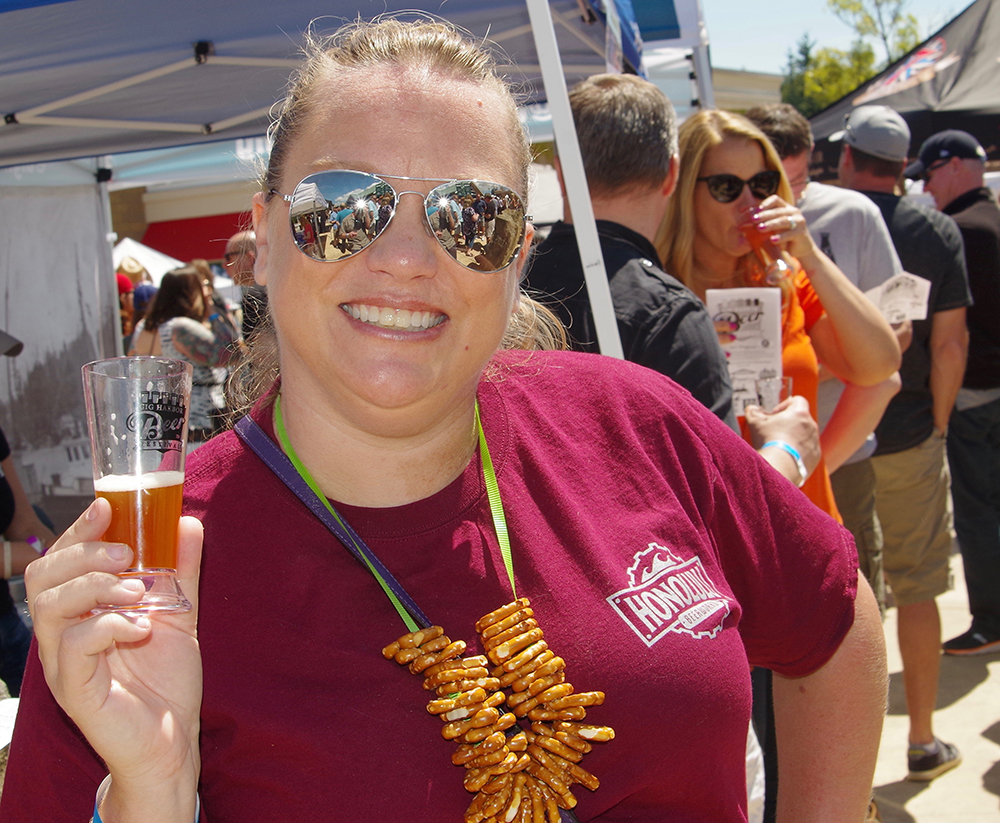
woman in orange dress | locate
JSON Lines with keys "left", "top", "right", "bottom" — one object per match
{"left": 657, "top": 110, "right": 900, "bottom": 519}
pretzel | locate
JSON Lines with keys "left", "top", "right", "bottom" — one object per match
{"left": 552, "top": 722, "right": 615, "bottom": 742}
{"left": 382, "top": 625, "right": 445, "bottom": 657}
{"left": 475, "top": 598, "right": 531, "bottom": 633}
{"left": 544, "top": 691, "right": 604, "bottom": 711}
{"left": 523, "top": 758, "right": 570, "bottom": 798}
{"left": 526, "top": 706, "right": 586, "bottom": 722}
{"left": 534, "top": 734, "right": 583, "bottom": 764}
{"left": 512, "top": 657, "right": 565, "bottom": 693}
{"left": 384, "top": 596, "right": 613, "bottom": 821}
{"left": 565, "top": 761, "right": 600, "bottom": 792}
{"left": 507, "top": 730, "right": 528, "bottom": 752}
{"left": 468, "top": 745, "right": 513, "bottom": 769}
{"left": 438, "top": 677, "right": 502, "bottom": 696}
{"left": 553, "top": 731, "right": 591, "bottom": 754}
{"left": 480, "top": 607, "right": 534, "bottom": 640}
{"left": 483, "top": 619, "right": 539, "bottom": 652}
{"left": 501, "top": 641, "right": 549, "bottom": 673}
{"left": 409, "top": 639, "right": 468, "bottom": 673}
{"left": 503, "top": 772, "right": 527, "bottom": 822}
{"left": 490, "top": 628, "right": 547, "bottom": 665}
{"left": 423, "top": 654, "right": 490, "bottom": 680}
{"left": 496, "top": 649, "right": 555, "bottom": 688}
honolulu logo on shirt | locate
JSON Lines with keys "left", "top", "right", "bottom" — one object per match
{"left": 606, "top": 542, "right": 731, "bottom": 648}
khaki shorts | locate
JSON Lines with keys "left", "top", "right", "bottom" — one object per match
{"left": 830, "top": 458, "right": 885, "bottom": 615}
{"left": 871, "top": 431, "right": 953, "bottom": 607}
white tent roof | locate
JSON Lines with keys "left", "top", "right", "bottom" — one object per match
{"left": 112, "top": 237, "right": 182, "bottom": 284}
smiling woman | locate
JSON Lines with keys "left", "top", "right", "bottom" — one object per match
{"left": 4, "top": 17, "right": 887, "bottom": 823}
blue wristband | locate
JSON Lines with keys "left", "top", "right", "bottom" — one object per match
{"left": 761, "top": 440, "right": 807, "bottom": 487}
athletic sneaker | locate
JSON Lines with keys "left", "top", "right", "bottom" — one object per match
{"left": 942, "top": 627, "right": 1000, "bottom": 656}
{"left": 907, "top": 738, "right": 961, "bottom": 781}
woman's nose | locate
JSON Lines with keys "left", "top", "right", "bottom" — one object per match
{"left": 736, "top": 185, "right": 760, "bottom": 211}
{"left": 364, "top": 193, "right": 438, "bottom": 278}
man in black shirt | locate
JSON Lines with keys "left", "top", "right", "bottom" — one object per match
{"left": 836, "top": 105, "right": 971, "bottom": 781}
{"left": 906, "top": 130, "right": 1000, "bottom": 657}
{"left": 524, "top": 74, "right": 736, "bottom": 429}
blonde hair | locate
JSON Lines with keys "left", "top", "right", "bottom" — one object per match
{"left": 655, "top": 109, "right": 794, "bottom": 292}
{"left": 228, "top": 18, "right": 565, "bottom": 419}
{"left": 263, "top": 17, "right": 530, "bottom": 197}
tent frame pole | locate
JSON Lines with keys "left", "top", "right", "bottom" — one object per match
{"left": 525, "top": 0, "right": 624, "bottom": 359}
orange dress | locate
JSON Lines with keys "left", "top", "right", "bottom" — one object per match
{"left": 740, "top": 268, "right": 842, "bottom": 523}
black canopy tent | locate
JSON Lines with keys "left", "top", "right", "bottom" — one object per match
{"left": 810, "top": 0, "right": 1000, "bottom": 178}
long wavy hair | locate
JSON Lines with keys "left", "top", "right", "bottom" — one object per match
{"left": 229, "top": 17, "right": 566, "bottom": 417}
{"left": 143, "top": 267, "right": 205, "bottom": 330}
{"left": 655, "top": 109, "right": 795, "bottom": 293}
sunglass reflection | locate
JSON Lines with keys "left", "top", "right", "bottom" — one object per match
{"left": 269, "top": 170, "right": 528, "bottom": 273}
{"left": 697, "top": 171, "right": 782, "bottom": 203}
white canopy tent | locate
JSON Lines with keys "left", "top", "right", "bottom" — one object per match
{"left": 0, "top": 1, "right": 713, "bottom": 530}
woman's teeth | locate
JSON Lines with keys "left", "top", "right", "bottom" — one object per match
{"left": 342, "top": 303, "right": 445, "bottom": 331}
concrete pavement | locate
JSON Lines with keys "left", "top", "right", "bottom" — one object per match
{"left": 873, "top": 553, "right": 1000, "bottom": 821}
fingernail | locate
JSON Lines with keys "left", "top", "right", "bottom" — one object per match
{"left": 85, "top": 499, "right": 101, "bottom": 520}
{"left": 135, "top": 616, "right": 151, "bottom": 630}
{"left": 770, "top": 235, "right": 781, "bottom": 244}
{"left": 121, "top": 578, "right": 144, "bottom": 593}
{"left": 107, "top": 544, "right": 129, "bottom": 561}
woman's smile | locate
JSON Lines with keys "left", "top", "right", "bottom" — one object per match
{"left": 340, "top": 302, "right": 447, "bottom": 331}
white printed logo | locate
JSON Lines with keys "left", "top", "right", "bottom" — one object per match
{"left": 606, "top": 543, "right": 731, "bottom": 647}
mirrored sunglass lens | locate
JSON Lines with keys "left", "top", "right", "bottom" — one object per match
{"left": 289, "top": 171, "right": 394, "bottom": 262}
{"left": 427, "top": 180, "right": 526, "bottom": 272}
{"left": 707, "top": 175, "right": 743, "bottom": 202}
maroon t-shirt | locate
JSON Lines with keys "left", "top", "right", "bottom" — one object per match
{"left": 2, "top": 351, "right": 857, "bottom": 822}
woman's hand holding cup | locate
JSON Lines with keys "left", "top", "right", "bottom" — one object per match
{"left": 25, "top": 497, "right": 203, "bottom": 822}
{"left": 751, "top": 195, "right": 817, "bottom": 264}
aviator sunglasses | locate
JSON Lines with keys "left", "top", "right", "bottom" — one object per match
{"left": 268, "top": 170, "right": 528, "bottom": 273}
{"left": 696, "top": 170, "right": 782, "bottom": 203}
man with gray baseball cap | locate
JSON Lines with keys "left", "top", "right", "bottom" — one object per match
{"left": 836, "top": 104, "right": 972, "bottom": 781}
{"left": 829, "top": 105, "right": 912, "bottom": 164}
{"left": 906, "top": 129, "right": 1000, "bottom": 659}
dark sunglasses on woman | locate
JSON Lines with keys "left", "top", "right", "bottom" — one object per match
{"left": 696, "top": 170, "right": 782, "bottom": 203}
{"left": 268, "top": 169, "right": 528, "bottom": 273}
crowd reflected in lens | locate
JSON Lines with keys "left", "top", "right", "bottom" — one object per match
{"left": 282, "top": 170, "right": 526, "bottom": 273}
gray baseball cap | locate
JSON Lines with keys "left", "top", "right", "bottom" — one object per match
{"left": 828, "top": 105, "right": 911, "bottom": 162}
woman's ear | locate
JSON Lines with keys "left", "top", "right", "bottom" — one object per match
{"left": 514, "top": 222, "right": 535, "bottom": 285}
{"left": 251, "top": 192, "right": 270, "bottom": 286}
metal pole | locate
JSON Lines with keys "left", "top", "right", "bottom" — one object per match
{"left": 525, "top": 0, "right": 624, "bottom": 359}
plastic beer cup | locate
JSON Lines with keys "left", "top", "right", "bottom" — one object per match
{"left": 756, "top": 376, "right": 793, "bottom": 412}
{"left": 82, "top": 357, "right": 193, "bottom": 614}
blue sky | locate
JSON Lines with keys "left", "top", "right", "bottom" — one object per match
{"left": 703, "top": 0, "right": 969, "bottom": 74}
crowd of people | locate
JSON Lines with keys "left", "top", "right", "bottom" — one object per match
{"left": 0, "top": 15, "right": 998, "bottom": 823}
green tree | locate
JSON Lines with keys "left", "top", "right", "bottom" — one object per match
{"left": 781, "top": 34, "right": 877, "bottom": 117}
{"left": 827, "top": 0, "right": 922, "bottom": 66}
{"left": 780, "top": 34, "right": 816, "bottom": 116}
